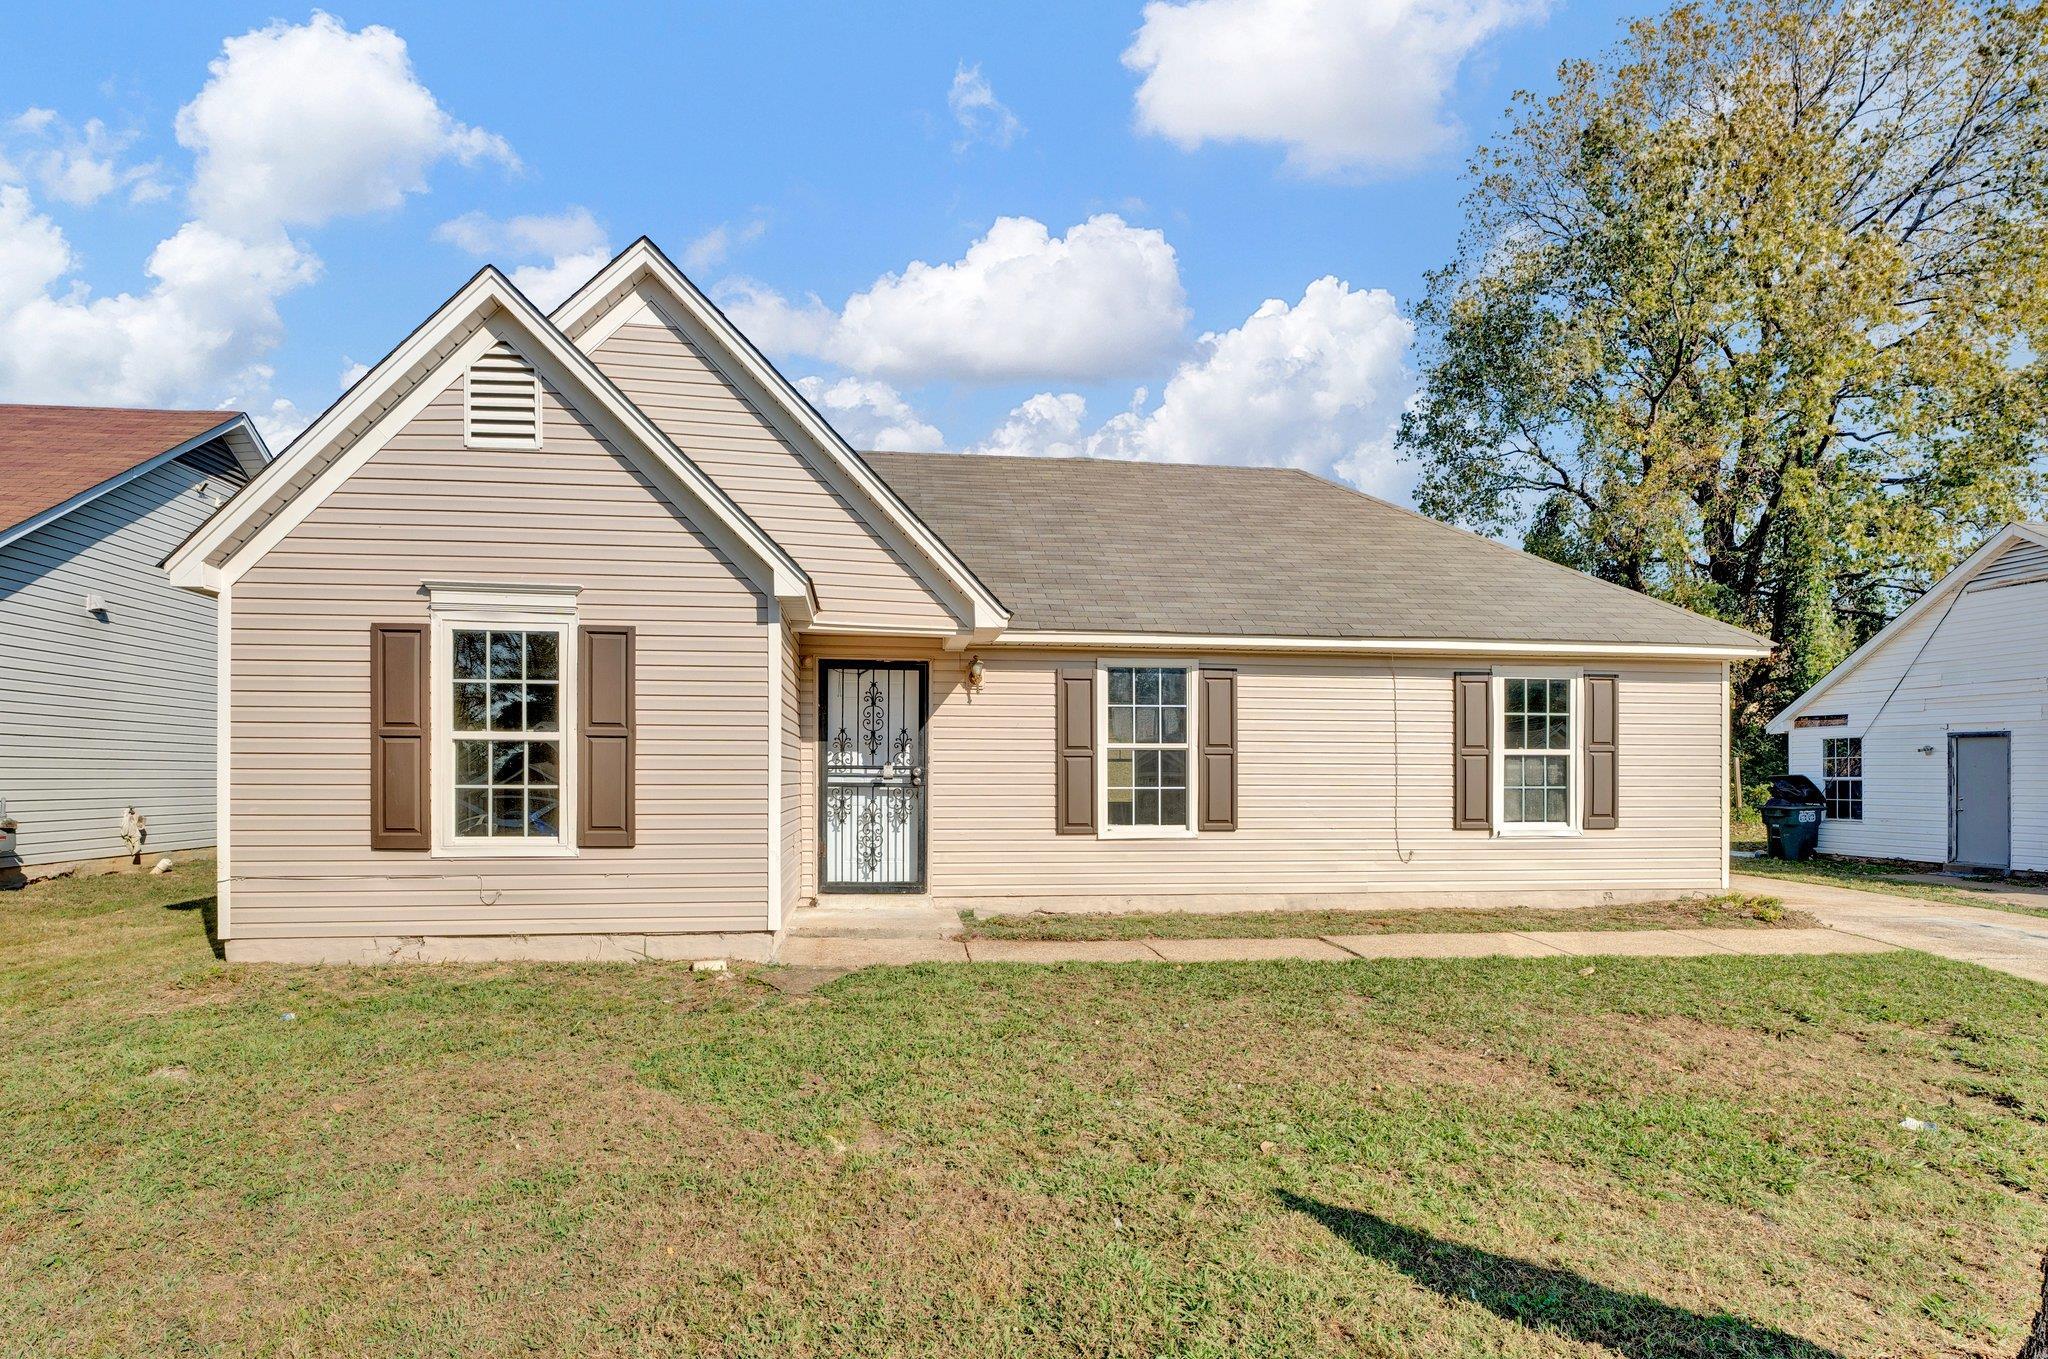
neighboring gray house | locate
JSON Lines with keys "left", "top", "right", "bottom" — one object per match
{"left": 1, "top": 405, "right": 269, "bottom": 877}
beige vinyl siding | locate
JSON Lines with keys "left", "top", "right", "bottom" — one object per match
{"left": 229, "top": 376, "right": 772, "bottom": 939}
{"left": 589, "top": 319, "right": 959, "bottom": 632}
{"left": 799, "top": 639, "right": 1727, "bottom": 900}
{"left": 779, "top": 622, "right": 802, "bottom": 916}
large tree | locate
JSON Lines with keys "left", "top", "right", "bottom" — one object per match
{"left": 1400, "top": 0, "right": 2048, "bottom": 756}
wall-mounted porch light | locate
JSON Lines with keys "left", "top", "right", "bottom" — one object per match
{"left": 966, "top": 655, "right": 987, "bottom": 693}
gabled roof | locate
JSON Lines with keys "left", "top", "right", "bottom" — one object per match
{"left": 163, "top": 267, "right": 816, "bottom": 619}
{"left": 0, "top": 404, "right": 268, "bottom": 550}
{"left": 865, "top": 452, "right": 1772, "bottom": 656}
{"left": 552, "top": 238, "right": 1008, "bottom": 637}
{"left": 1767, "top": 521, "right": 2048, "bottom": 733}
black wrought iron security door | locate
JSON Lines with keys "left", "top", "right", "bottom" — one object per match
{"left": 820, "top": 662, "right": 927, "bottom": 891}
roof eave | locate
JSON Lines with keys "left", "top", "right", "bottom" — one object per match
{"left": 987, "top": 630, "right": 1771, "bottom": 660}
{"left": 552, "top": 238, "right": 1011, "bottom": 639}
{"left": 165, "top": 268, "right": 816, "bottom": 618}
{"left": 4, "top": 413, "right": 261, "bottom": 556}
{"left": 1766, "top": 521, "right": 2048, "bottom": 733}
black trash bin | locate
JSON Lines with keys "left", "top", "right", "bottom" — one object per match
{"left": 1761, "top": 774, "right": 1825, "bottom": 860}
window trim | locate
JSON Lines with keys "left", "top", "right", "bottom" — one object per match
{"left": 1492, "top": 667, "right": 1582, "bottom": 838}
{"left": 1822, "top": 735, "right": 1864, "bottom": 821}
{"left": 427, "top": 588, "right": 581, "bottom": 859}
{"left": 1095, "top": 657, "right": 1199, "bottom": 840}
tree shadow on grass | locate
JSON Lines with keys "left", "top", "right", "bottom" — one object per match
{"left": 1277, "top": 1191, "right": 1843, "bottom": 1359}
{"left": 164, "top": 896, "right": 223, "bottom": 960}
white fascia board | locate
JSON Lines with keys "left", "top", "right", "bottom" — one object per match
{"left": 989, "top": 631, "right": 1772, "bottom": 660}
{"left": 164, "top": 269, "right": 513, "bottom": 591}
{"left": 4, "top": 415, "right": 259, "bottom": 555}
{"left": 1764, "top": 521, "right": 2048, "bottom": 734}
{"left": 553, "top": 239, "right": 1009, "bottom": 636}
{"left": 168, "top": 269, "right": 817, "bottom": 620}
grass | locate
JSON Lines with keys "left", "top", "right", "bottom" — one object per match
{"left": 960, "top": 893, "right": 1807, "bottom": 942}
{"left": 1734, "top": 852, "right": 2048, "bottom": 920}
{"left": 6, "top": 863, "right": 2048, "bottom": 1357}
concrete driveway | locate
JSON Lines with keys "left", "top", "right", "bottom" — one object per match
{"left": 1732, "top": 871, "right": 2048, "bottom": 986}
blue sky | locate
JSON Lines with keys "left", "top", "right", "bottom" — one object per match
{"left": 0, "top": 1, "right": 1637, "bottom": 499}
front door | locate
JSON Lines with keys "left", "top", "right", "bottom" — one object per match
{"left": 1951, "top": 733, "right": 2012, "bottom": 870}
{"left": 820, "top": 661, "right": 927, "bottom": 891}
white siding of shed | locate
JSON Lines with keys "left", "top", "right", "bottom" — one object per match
{"left": 1, "top": 450, "right": 239, "bottom": 866}
{"left": 1787, "top": 550, "right": 2048, "bottom": 869}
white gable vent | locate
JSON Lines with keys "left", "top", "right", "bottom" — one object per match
{"left": 464, "top": 341, "right": 542, "bottom": 450}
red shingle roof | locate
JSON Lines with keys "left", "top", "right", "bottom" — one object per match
{"left": 0, "top": 404, "right": 241, "bottom": 536}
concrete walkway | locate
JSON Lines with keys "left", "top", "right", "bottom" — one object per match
{"left": 776, "top": 926, "right": 1895, "bottom": 970}
{"left": 1732, "top": 871, "right": 2048, "bottom": 985}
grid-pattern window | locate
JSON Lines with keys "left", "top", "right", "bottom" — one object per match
{"left": 1822, "top": 737, "right": 1863, "bottom": 820}
{"left": 1502, "top": 677, "right": 1572, "bottom": 825}
{"left": 1106, "top": 666, "right": 1190, "bottom": 829}
{"left": 451, "top": 628, "right": 562, "bottom": 839}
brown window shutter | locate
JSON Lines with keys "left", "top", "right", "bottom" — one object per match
{"left": 579, "top": 625, "right": 636, "bottom": 848}
{"left": 1583, "top": 673, "right": 1619, "bottom": 830}
{"left": 1199, "top": 667, "right": 1238, "bottom": 831}
{"left": 1054, "top": 668, "right": 1096, "bottom": 835}
{"left": 1452, "top": 671, "right": 1491, "bottom": 831}
{"left": 370, "top": 623, "right": 430, "bottom": 850}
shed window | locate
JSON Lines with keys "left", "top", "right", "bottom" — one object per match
{"left": 1501, "top": 676, "right": 1573, "bottom": 827}
{"left": 1822, "top": 737, "right": 1863, "bottom": 820}
{"left": 1103, "top": 665, "right": 1194, "bottom": 834}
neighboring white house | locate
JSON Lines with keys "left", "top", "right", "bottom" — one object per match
{"left": 1769, "top": 522, "right": 2048, "bottom": 872}
{"left": 0, "top": 405, "right": 269, "bottom": 877}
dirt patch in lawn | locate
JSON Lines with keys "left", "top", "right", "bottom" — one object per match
{"left": 961, "top": 892, "right": 1808, "bottom": 941}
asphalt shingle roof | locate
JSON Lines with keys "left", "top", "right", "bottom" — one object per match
{"left": 0, "top": 404, "right": 240, "bottom": 536}
{"left": 862, "top": 452, "right": 1767, "bottom": 650}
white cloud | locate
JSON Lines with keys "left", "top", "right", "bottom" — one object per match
{"left": 1124, "top": 0, "right": 1546, "bottom": 177}
{"left": 435, "top": 207, "right": 610, "bottom": 309}
{"left": 970, "top": 277, "right": 1416, "bottom": 495}
{"left": 0, "top": 186, "right": 72, "bottom": 310}
{"left": 967, "top": 391, "right": 1098, "bottom": 458}
{"left": 338, "top": 357, "right": 370, "bottom": 389}
{"left": 722, "top": 214, "right": 1188, "bottom": 384}
{"left": 176, "top": 11, "right": 515, "bottom": 229}
{"left": 5, "top": 110, "right": 167, "bottom": 206}
{"left": 0, "top": 15, "right": 503, "bottom": 415}
{"left": 508, "top": 251, "right": 612, "bottom": 309}
{"left": 713, "top": 276, "right": 839, "bottom": 356}
{"left": 796, "top": 376, "right": 945, "bottom": 452}
{"left": 948, "top": 64, "right": 1023, "bottom": 150}
{"left": 0, "top": 200, "right": 319, "bottom": 406}
{"left": 435, "top": 207, "right": 604, "bottom": 259}
{"left": 681, "top": 215, "right": 768, "bottom": 273}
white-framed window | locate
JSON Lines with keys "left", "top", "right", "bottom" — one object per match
{"left": 1495, "top": 671, "right": 1579, "bottom": 834}
{"left": 427, "top": 583, "right": 580, "bottom": 857}
{"left": 1822, "top": 737, "right": 1863, "bottom": 820}
{"left": 1098, "top": 661, "right": 1197, "bottom": 837}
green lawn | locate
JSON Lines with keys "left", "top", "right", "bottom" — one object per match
{"left": 6, "top": 864, "right": 2048, "bottom": 1357}
{"left": 961, "top": 892, "right": 1804, "bottom": 941}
